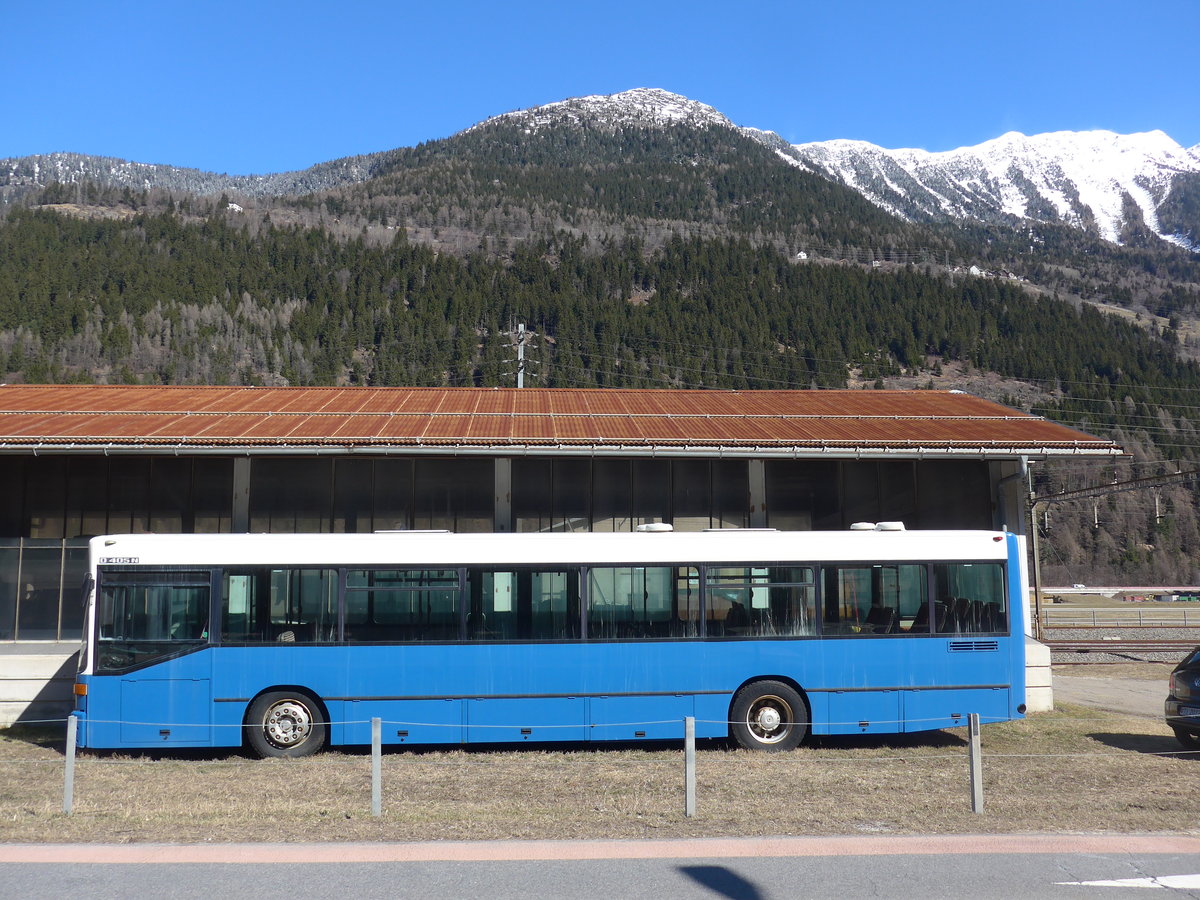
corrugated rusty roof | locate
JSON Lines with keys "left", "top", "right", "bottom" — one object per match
{"left": 0, "top": 385, "right": 1122, "bottom": 458}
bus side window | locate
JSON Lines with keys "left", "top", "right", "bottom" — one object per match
{"left": 821, "top": 565, "right": 923, "bottom": 636}
{"left": 931, "top": 563, "right": 1006, "bottom": 634}
{"left": 345, "top": 569, "right": 461, "bottom": 642}
{"left": 222, "top": 568, "right": 337, "bottom": 643}
{"left": 706, "top": 567, "right": 814, "bottom": 638}
{"left": 469, "top": 569, "right": 578, "bottom": 641}
{"left": 587, "top": 567, "right": 696, "bottom": 640}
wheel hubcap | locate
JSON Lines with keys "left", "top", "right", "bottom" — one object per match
{"left": 264, "top": 700, "right": 312, "bottom": 747}
{"left": 748, "top": 696, "right": 791, "bottom": 743}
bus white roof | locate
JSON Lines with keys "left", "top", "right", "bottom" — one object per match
{"left": 91, "top": 529, "right": 1012, "bottom": 568}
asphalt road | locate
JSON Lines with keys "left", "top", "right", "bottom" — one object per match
{"left": 1052, "top": 672, "right": 1168, "bottom": 719}
{"left": 3, "top": 837, "right": 1200, "bottom": 899}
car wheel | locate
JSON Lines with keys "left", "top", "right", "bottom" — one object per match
{"left": 1172, "top": 726, "right": 1200, "bottom": 750}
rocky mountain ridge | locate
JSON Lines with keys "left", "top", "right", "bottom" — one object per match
{"left": 3, "top": 88, "right": 1198, "bottom": 251}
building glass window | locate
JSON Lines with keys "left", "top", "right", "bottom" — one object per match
{"left": 672, "top": 459, "right": 711, "bottom": 532}
{"left": 372, "top": 459, "right": 414, "bottom": 531}
{"left": 917, "top": 461, "right": 992, "bottom": 529}
{"left": 592, "top": 459, "right": 632, "bottom": 532}
{"left": 512, "top": 458, "right": 553, "bottom": 533}
{"left": 713, "top": 459, "right": 749, "bottom": 529}
{"left": 61, "top": 543, "right": 89, "bottom": 638}
{"left": 107, "top": 457, "right": 151, "bottom": 535}
{"left": 764, "top": 460, "right": 839, "bottom": 530}
{"left": 333, "top": 459, "right": 375, "bottom": 533}
{"left": 25, "top": 457, "right": 67, "bottom": 539}
{"left": 15, "top": 540, "right": 66, "bottom": 640}
{"left": 632, "top": 459, "right": 671, "bottom": 529}
{"left": 148, "top": 457, "right": 193, "bottom": 533}
{"left": 513, "top": 458, "right": 590, "bottom": 533}
{"left": 672, "top": 459, "right": 749, "bottom": 531}
{"left": 66, "top": 457, "right": 108, "bottom": 538}
{"left": 192, "top": 458, "right": 234, "bottom": 533}
{"left": 0, "top": 542, "right": 17, "bottom": 640}
{"left": 0, "top": 459, "right": 23, "bottom": 536}
{"left": 414, "top": 459, "right": 492, "bottom": 532}
{"left": 250, "top": 459, "right": 332, "bottom": 533}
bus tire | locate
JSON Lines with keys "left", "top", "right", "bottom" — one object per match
{"left": 246, "top": 690, "right": 327, "bottom": 759}
{"left": 730, "top": 680, "right": 808, "bottom": 751}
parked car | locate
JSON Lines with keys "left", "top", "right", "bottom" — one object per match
{"left": 1165, "top": 647, "right": 1200, "bottom": 749}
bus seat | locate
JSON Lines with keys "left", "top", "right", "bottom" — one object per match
{"left": 863, "top": 606, "right": 895, "bottom": 634}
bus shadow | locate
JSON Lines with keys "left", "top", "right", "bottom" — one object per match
{"left": 808, "top": 730, "right": 966, "bottom": 751}
{"left": 5, "top": 729, "right": 969, "bottom": 761}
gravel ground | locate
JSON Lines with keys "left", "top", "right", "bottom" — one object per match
{"left": 1044, "top": 625, "right": 1199, "bottom": 664}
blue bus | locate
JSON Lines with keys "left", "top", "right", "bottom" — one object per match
{"left": 74, "top": 524, "right": 1027, "bottom": 756}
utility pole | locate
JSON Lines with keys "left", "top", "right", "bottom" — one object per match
{"left": 516, "top": 322, "right": 526, "bottom": 388}
{"left": 504, "top": 321, "right": 536, "bottom": 388}
{"left": 1028, "top": 467, "right": 1200, "bottom": 640}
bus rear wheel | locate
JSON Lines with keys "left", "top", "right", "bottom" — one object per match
{"left": 730, "top": 681, "right": 808, "bottom": 751}
{"left": 246, "top": 691, "right": 327, "bottom": 758}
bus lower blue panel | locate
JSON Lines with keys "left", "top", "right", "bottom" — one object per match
{"left": 589, "top": 695, "right": 695, "bottom": 741}
{"left": 465, "top": 697, "right": 588, "bottom": 743}
{"left": 120, "top": 679, "right": 212, "bottom": 744}
{"left": 824, "top": 690, "right": 901, "bottom": 735}
{"left": 902, "top": 688, "right": 1011, "bottom": 731}
{"left": 692, "top": 694, "right": 732, "bottom": 740}
{"left": 342, "top": 699, "right": 464, "bottom": 745}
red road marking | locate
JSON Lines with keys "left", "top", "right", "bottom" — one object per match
{"left": 2, "top": 835, "right": 1199, "bottom": 864}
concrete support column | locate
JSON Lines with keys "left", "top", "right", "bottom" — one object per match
{"left": 748, "top": 459, "right": 767, "bottom": 528}
{"left": 494, "top": 458, "right": 512, "bottom": 533}
{"left": 232, "top": 457, "right": 251, "bottom": 533}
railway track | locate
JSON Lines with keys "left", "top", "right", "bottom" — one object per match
{"left": 1042, "top": 637, "right": 1197, "bottom": 654}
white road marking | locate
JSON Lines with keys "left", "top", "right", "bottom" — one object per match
{"left": 1057, "top": 874, "right": 1200, "bottom": 889}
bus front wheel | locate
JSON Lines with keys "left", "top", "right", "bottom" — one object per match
{"left": 730, "top": 681, "right": 808, "bottom": 751}
{"left": 246, "top": 691, "right": 327, "bottom": 758}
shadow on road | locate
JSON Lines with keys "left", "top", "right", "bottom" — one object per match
{"left": 679, "top": 865, "right": 765, "bottom": 900}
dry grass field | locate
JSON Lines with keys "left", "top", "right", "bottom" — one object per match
{"left": 1, "top": 699, "right": 1196, "bottom": 843}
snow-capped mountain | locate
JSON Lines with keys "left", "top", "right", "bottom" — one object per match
{"left": 0, "top": 150, "right": 393, "bottom": 201}
{"left": 782, "top": 129, "right": 1200, "bottom": 248}
{"left": 480, "top": 90, "right": 1200, "bottom": 248}
{"left": 472, "top": 87, "right": 737, "bottom": 133}
{"left": 2, "top": 88, "right": 1198, "bottom": 249}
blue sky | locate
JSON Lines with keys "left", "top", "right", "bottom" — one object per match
{"left": 3, "top": 0, "right": 1197, "bottom": 175}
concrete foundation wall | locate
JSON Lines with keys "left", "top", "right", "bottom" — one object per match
{"left": 0, "top": 646, "right": 77, "bottom": 727}
{"left": 1025, "top": 636, "right": 1054, "bottom": 712}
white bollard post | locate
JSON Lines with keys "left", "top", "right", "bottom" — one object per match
{"left": 968, "top": 712, "right": 983, "bottom": 813}
{"left": 63, "top": 714, "right": 78, "bottom": 816}
{"left": 371, "top": 717, "right": 382, "bottom": 817}
{"left": 684, "top": 716, "right": 696, "bottom": 818}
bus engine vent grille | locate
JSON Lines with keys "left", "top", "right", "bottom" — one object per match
{"left": 947, "top": 640, "right": 999, "bottom": 653}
